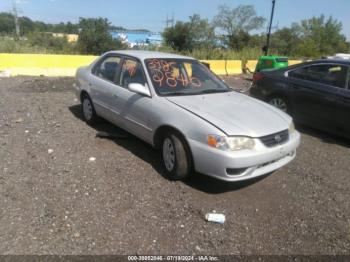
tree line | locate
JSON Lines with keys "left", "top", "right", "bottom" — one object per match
{"left": 163, "top": 5, "right": 349, "bottom": 58}
{"left": 0, "top": 13, "right": 126, "bottom": 55}
{"left": 0, "top": 4, "right": 349, "bottom": 58}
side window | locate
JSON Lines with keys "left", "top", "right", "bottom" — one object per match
{"left": 288, "top": 66, "right": 309, "bottom": 80}
{"left": 289, "top": 64, "right": 347, "bottom": 88}
{"left": 118, "top": 58, "right": 146, "bottom": 88}
{"left": 348, "top": 69, "right": 350, "bottom": 89}
{"left": 93, "top": 56, "right": 121, "bottom": 82}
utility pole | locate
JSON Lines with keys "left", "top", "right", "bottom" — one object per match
{"left": 165, "top": 13, "right": 174, "bottom": 29}
{"left": 264, "top": 0, "right": 276, "bottom": 56}
{"left": 12, "top": 0, "right": 21, "bottom": 37}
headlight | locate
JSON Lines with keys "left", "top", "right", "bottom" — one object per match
{"left": 207, "top": 135, "right": 255, "bottom": 151}
{"left": 289, "top": 122, "right": 295, "bottom": 134}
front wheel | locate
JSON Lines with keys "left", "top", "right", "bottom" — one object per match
{"left": 268, "top": 95, "right": 292, "bottom": 115}
{"left": 161, "top": 132, "right": 192, "bottom": 180}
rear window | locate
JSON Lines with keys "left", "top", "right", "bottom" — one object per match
{"left": 275, "top": 58, "right": 288, "bottom": 63}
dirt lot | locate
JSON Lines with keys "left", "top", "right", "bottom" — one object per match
{"left": 0, "top": 76, "right": 349, "bottom": 255}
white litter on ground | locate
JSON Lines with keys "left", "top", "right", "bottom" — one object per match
{"left": 205, "top": 213, "right": 226, "bottom": 224}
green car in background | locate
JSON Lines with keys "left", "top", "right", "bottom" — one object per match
{"left": 255, "top": 56, "right": 289, "bottom": 72}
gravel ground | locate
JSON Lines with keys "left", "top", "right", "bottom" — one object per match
{"left": 0, "top": 76, "right": 349, "bottom": 255}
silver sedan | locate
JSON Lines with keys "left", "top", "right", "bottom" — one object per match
{"left": 75, "top": 50, "right": 300, "bottom": 182}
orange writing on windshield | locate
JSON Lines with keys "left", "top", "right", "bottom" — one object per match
{"left": 147, "top": 59, "right": 202, "bottom": 88}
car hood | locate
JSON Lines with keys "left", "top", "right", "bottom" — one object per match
{"left": 166, "top": 92, "right": 290, "bottom": 137}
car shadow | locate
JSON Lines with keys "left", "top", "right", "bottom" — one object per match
{"left": 296, "top": 123, "right": 350, "bottom": 148}
{"left": 69, "top": 104, "right": 268, "bottom": 194}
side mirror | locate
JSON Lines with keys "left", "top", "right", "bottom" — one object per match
{"left": 128, "top": 83, "right": 151, "bottom": 97}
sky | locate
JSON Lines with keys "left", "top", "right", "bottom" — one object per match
{"left": 1, "top": 0, "right": 349, "bottom": 39}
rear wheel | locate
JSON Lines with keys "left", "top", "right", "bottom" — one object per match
{"left": 82, "top": 94, "right": 99, "bottom": 125}
{"left": 161, "top": 132, "right": 192, "bottom": 180}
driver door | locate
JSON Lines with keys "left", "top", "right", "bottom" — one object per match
{"left": 111, "top": 57, "right": 154, "bottom": 143}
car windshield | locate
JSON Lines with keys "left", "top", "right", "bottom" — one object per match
{"left": 145, "top": 58, "right": 232, "bottom": 96}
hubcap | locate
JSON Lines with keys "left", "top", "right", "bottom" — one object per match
{"left": 269, "top": 98, "right": 288, "bottom": 112}
{"left": 163, "top": 138, "right": 175, "bottom": 172}
{"left": 83, "top": 98, "right": 93, "bottom": 120}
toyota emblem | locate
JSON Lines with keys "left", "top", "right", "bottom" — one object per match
{"left": 275, "top": 134, "right": 282, "bottom": 143}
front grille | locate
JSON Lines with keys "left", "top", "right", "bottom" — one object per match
{"left": 260, "top": 130, "right": 289, "bottom": 147}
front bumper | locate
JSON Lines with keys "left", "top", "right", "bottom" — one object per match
{"left": 189, "top": 131, "right": 300, "bottom": 182}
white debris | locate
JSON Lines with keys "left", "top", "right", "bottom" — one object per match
{"left": 205, "top": 213, "right": 226, "bottom": 224}
{"left": 89, "top": 157, "right": 96, "bottom": 162}
{"left": 25, "top": 130, "right": 29, "bottom": 134}
{"left": 48, "top": 149, "right": 54, "bottom": 154}
{"left": 0, "top": 70, "right": 11, "bottom": 77}
{"left": 14, "top": 118, "right": 23, "bottom": 123}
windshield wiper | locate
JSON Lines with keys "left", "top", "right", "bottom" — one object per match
{"left": 161, "top": 91, "right": 193, "bottom": 96}
{"left": 195, "top": 89, "right": 232, "bottom": 95}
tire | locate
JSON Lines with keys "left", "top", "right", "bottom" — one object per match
{"left": 81, "top": 94, "right": 99, "bottom": 125}
{"left": 267, "top": 95, "right": 292, "bottom": 115}
{"left": 161, "top": 132, "right": 192, "bottom": 180}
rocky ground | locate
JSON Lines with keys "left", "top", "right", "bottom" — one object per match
{"left": 0, "top": 76, "right": 349, "bottom": 255}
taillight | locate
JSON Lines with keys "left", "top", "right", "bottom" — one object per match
{"left": 253, "top": 72, "right": 265, "bottom": 83}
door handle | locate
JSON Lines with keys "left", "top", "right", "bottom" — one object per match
{"left": 88, "top": 82, "right": 92, "bottom": 87}
{"left": 113, "top": 94, "right": 119, "bottom": 99}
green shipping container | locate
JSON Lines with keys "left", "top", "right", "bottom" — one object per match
{"left": 255, "top": 56, "right": 288, "bottom": 72}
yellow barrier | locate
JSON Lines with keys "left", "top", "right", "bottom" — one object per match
{"left": 0, "top": 53, "right": 97, "bottom": 76}
{"left": 246, "top": 60, "right": 258, "bottom": 72}
{"left": 201, "top": 60, "right": 242, "bottom": 75}
{"left": 201, "top": 60, "right": 227, "bottom": 75}
{"left": 226, "top": 60, "right": 242, "bottom": 75}
{"left": 289, "top": 60, "right": 303, "bottom": 66}
{"left": 0, "top": 53, "right": 304, "bottom": 77}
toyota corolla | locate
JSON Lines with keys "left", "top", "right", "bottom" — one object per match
{"left": 75, "top": 50, "right": 300, "bottom": 182}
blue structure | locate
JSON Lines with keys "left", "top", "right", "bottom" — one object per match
{"left": 111, "top": 31, "right": 162, "bottom": 47}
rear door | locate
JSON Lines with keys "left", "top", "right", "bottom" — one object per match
{"left": 288, "top": 64, "right": 348, "bottom": 129}
{"left": 89, "top": 54, "right": 122, "bottom": 124}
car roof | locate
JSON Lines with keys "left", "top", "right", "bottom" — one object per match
{"left": 303, "top": 59, "right": 350, "bottom": 66}
{"left": 283, "top": 59, "right": 350, "bottom": 71}
{"left": 104, "top": 50, "right": 195, "bottom": 61}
